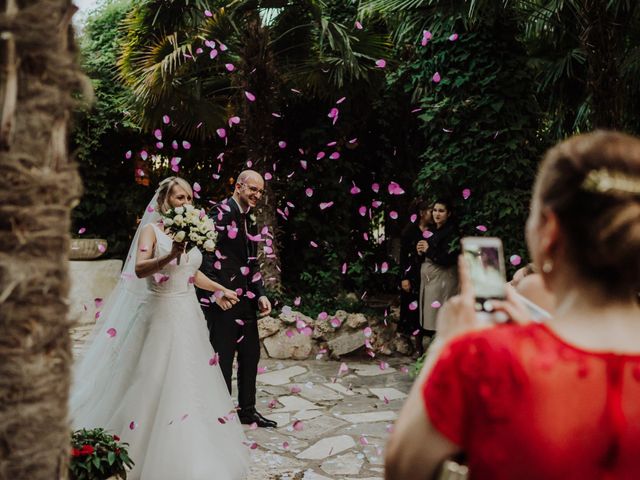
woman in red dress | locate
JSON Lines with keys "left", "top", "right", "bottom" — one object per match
{"left": 385, "top": 131, "right": 640, "bottom": 480}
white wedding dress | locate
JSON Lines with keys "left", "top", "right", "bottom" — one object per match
{"left": 70, "top": 223, "right": 250, "bottom": 480}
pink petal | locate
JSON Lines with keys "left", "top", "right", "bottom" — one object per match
{"left": 125, "top": 150, "right": 132, "bottom": 159}
{"left": 329, "top": 151, "right": 340, "bottom": 160}
{"left": 257, "top": 366, "right": 267, "bottom": 374}
{"left": 380, "top": 262, "right": 389, "bottom": 273}
{"left": 237, "top": 335, "right": 245, "bottom": 343}
{"left": 318, "top": 311, "right": 328, "bottom": 320}
{"left": 330, "top": 317, "right": 342, "bottom": 328}
{"left": 290, "top": 385, "right": 302, "bottom": 394}
{"left": 431, "top": 301, "right": 441, "bottom": 308}
{"left": 316, "top": 151, "right": 325, "bottom": 160}
{"left": 462, "top": 188, "right": 471, "bottom": 199}
{"left": 338, "top": 362, "right": 349, "bottom": 374}
{"left": 154, "top": 129, "right": 162, "bottom": 140}
{"left": 371, "top": 183, "right": 380, "bottom": 193}
{"left": 209, "top": 353, "right": 219, "bottom": 365}
{"left": 182, "top": 141, "right": 191, "bottom": 150}
{"left": 388, "top": 181, "right": 405, "bottom": 195}
{"left": 476, "top": 225, "right": 488, "bottom": 232}
{"left": 283, "top": 441, "right": 290, "bottom": 449}
{"left": 319, "top": 201, "right": 334, "bottom": 210}
{"left": 216, "top": 128, "right": 226, "bottom": 138}
{"left": 363, "top": 326, "right": 372, "bottom": 338}
{"left": 240, "top": 266, "right": 250, "bottom": 276}
{"left": 409, "top": 301, "right": 418, "bottom": 311}
{"left": 336, "top": 96, "right": 346, "bottom": 104}
{"left": 423, "top": 230, "right": 433, "bottom": 239}
{"left": 140, "top": 150, "right": 148, "bottom": 160}
{"left": 294, "top": 296, "right": 301, "bottom": 306}
{"left": 328, "top": 107, "right": 339, "bottom": 118}
{"left": 204, "top": 9, "right": 212, "bottom": 17}
{"left": 389, "top": 211, "right": 398, "bottom": 219}
{"left": 278, "top": 140, "right": 287, "bottom": 149}
{"left": 162, "top": 115, "right": 170, "bottom": 124}
{"left": 359, "top": 435, "right": 369, "bottom": 446}
{"left": 300, "top": 160, "right": 308, "bottom": 170}
{"left": 350, "top": 184, "right": 361, "bottom": 195}
{"left": 379, "top": 361, "right": 389, "bottom": 370}
{"left": 305, "top": 188, "right": 314, "bottom": 197}
{"left": 410, "top": 213, "right": 417, "bottom": 223}
{"left": 106, "top": 327, "right": 117, "bottom": 338}
{"left": 449, "top": 33, "right": 459, "bottom": 41}
{"left": 421, "top": 30, "right": 432, "bottom": 46}
{"left": 510, "top": 254, "right": 522, "bottom": 266}
{"left": 355, "top": 20, "right": 363, "bottom": 30}
{"left": 375, "top": 59, "right": 386, "bottom": 68}
{"left": 309, "top": 241, "right": 318, "bottom": 248}
{"left": 432, "top": 72, "right": 441, "bottom": 83}
{"left": 341, "top": 263, "right": 347, "bottom": 274}
{"left": 244, "top": 91, "right": 256, "bottom": 101}
{"left": 129, "top": 421, "right": 137, "bottom": 430}
{"left": 292, "top": 420, "right": 304, "bottom": 431}
{"left": 219, "top": 43, "right": 228, "bottom": 52}
{"left": 358, "top": 206, "right": 367, "bottom": 216}
{"left": 225, "top": 63, "right": 235, "bottom": 71}
{"left": 228, "top": 116, "right": 240, "bottom": 126}
{"left": 286, "top": 330, "right": 294, "bottom": 338}
{"left": 78, "top": 227, "right": 86, "bottom": 234}
{"left": 209, "top": 49, "right": 218, "bottom": 59}
{"left": 235, "top": 319, "right": 245, "bottom": 326}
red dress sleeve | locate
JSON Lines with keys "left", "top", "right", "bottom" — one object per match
{"left": 422, "top": 339, "right": 469, "bottom": 446}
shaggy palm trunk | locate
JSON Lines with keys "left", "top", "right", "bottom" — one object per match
{"left": 580, "top": 0, "right": 627, "bottom": 129}
{"left": 240, "top": 12, "right": 282, "bottom": 292}
{"left": 0, "top": 0, "right": 83, "bottom": 478}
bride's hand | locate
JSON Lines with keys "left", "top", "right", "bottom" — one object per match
{"left": 223, "top": 289, "right": 239, "bottom": 304}
{"left": 169, "top": 240, "right": 186, "bottom": 259}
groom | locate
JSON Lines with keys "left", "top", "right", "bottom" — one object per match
{"left": 197, "top": 170, "right": 277, "bottom": 428}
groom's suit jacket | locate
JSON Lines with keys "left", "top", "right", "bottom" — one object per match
{"left": 198, "top": 197, "right": 266, "bottom": 319}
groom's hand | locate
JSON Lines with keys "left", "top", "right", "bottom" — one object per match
{"left": 258, "top": 296, "right": 271, "bottom": 316}
{"left": 216, "top": 296, "right": 234, "bottom": 311}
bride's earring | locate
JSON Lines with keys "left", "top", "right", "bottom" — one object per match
{"left": 542, "top": 259, "right": 554, "bottom": 273}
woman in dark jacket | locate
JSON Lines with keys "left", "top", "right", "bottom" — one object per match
{"left": 416, "top": 199, "right": 459, "bottom": 354}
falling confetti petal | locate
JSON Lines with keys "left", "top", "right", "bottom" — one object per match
{"left": 216, "top": 128, "right": 226, "bottom": 138}
{"left": 78, "top": 227, "right": 86, "bottom": 234}
{"left": 125, "top": 150, "right": 132, "bottom": 159}
{"left": 305, "top": 188, "right": 314, "bottom": 197}
{"left": 244, "top": 91, "right": 256, "bottom": 102}
{"left": 154, "top": 129, "right": 162, "bottom": 140}
{"left": 510, "top": 254, "right": 522, "bottom": 266}
{"left": 423, "top": 230, "right": 433, "bottom": 239}
{"left": 359, "top": 435, "right": 369, "bottom": 446}
{"left": 363, "top": 327, "right": 373, "bottom": 338}
{"left": 449, "top": 33, "right": 459, "bottom": 41}
{"left": 375, "top": 59, "right": 386, "bottom": 68}
{"left": 421, "top": 30, "right": 432, "bottom": 46}
{"left": 319, "top": 202, "right": 334, "bottom": 210}
{"left": 162, "top": 115, "right": 170, "bottom": 124}
{"left": 389, "top": 211, "right": 398, "bottom": 219}
{"left": 432, "top": 72, "right": 441, "bottom": 83}
{"left": 462, "top": 188, "right": 471, "bottom": 200}
{"left": 290, "top": 385, "right": 302, "bottom": 394}
{"left": 381, "top": 262, "right": 389, "bottom": 273}
{"left": 292, "top": 420, "right": 304, "bottom": 431}
{"left": 278, "top": 140, "right": 287, "bottom": 149}
{"left": 476, "top": 225, "right": 488, "bottom": 232}
{"left": 338, "top": 362, "right": 349, "bottom": 375}
{"left": 409, "top": 301, "right": 418, "bottom": 311}
{"left": 431, "top": 301, "right": 441, "bottom": 308}
{"left": 225, "top": 63, "right": 235, "bottom": 71}
{"left": 355, "top": 20, "right": 363, "bottom": 29}
{"left": 129, "top": 421, "right": 137, "bottom": 430}
{"left": 106, "top": 328, "right": 117, "bottom": 337}
{"left": 209, "top": 353, "right": 219, "bottom": 365}
{"left": 330, "top": 317, "right": 342, "bottom": 328}
{"left": 204, "top": 9, "right": 212, "bottom": 16}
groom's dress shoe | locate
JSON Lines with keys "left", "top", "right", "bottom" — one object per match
{"left": 239, "top": 409, "right": 277, "bottom": 428}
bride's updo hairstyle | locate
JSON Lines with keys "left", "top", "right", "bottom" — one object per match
{"left": 155, "top": 177, "right": 193, "bottom": 214}
{"left": 533, "top": 130, "right": 640, "bottom": 299}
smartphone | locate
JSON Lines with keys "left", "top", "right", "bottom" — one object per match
{"left": 461, "top": 237, "right": 507, "bottom": 312}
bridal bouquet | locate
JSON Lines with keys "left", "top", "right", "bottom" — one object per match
{"left": 161, "top": 204, "right": 218, "bottom": 253}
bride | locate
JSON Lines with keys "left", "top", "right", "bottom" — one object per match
{"left": 70, "top": 177, "right": 251, "bottom": 479}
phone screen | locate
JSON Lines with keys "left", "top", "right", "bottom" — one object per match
{"left": 461, "top": 237, "right": 507, "bottom": 301}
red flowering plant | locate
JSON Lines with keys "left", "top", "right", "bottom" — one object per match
{"left": 70, "top": 428, "right": 134, "bottom": 480}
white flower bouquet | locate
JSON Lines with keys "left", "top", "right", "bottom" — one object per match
{"left": 161, "top": 205, "right": 218, "bottom": 261}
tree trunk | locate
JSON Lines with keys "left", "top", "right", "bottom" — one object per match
{"left": 240, "top": 12, "right": 282, "bottom": 292}
{"left": 0, "top": 0, "right": 84, "bottom": 478}
{"left": 580, "top": 0, "right": 626, "bottom": 129}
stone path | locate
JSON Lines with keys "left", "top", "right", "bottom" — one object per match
{"left": 71, "top": 325, "right": 415, "bottom": 480}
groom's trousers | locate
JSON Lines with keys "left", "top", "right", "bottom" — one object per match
{"left": 202, "top": 299, "right": 260, "bottom": 411}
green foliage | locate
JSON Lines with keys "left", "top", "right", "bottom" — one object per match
{"left": 388, "top": 16, "right": 542, "bottom": 273}
{"left": 70, "top": 428, "right": 134, "bottom": 480}
{"left": 72, "top": 0, "right": 152, "bottom": 256}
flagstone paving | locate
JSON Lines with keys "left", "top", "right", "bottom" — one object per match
{"left": 71, "top": 326, "right": 415, "bottom": 480}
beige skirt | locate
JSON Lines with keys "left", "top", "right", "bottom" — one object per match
{"left": 420, "top": 259, "right": 459, "bottom": 331}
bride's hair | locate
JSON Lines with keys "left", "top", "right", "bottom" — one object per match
{"left": 156, "top": 177, "right": 193, "bottom": 213}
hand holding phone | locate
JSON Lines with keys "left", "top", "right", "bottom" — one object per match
{"left": 461, "top": 237, "right": 507, "bottom": 313}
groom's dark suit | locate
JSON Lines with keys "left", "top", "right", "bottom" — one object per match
{"left": 197, "top": 197, "right": 266, "bottom": 411}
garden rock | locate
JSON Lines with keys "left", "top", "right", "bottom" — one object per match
{"left": 345, "top": 313, "right": 367, "bottom": 329}
{"left": 263, "top": 329, "right": 313, "bottom": 360}
{"left": 327, "top": 330, "right": 365, "bottom": 358}
{"left": 258, "top": 316, "right": 281, "bottom": 339}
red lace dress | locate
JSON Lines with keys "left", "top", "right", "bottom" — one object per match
{"left": 422, "top": 323, "right": 640, "bottom": 480}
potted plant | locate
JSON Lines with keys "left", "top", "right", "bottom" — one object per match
{"left": 70, "top": 428, "right": 134, "bottom": 480}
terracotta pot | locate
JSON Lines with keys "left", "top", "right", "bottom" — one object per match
{"left": 70, "top": 238, "right": 108, "bottom": 260}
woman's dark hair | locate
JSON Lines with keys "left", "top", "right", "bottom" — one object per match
{"left": 534, "top": 130, "right": 640, "bottom": 298}
{"left": 432, "top": 198, "right": 453, "bottom": 214}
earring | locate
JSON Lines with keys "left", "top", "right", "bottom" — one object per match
{"left": 542, "top": 259, "right": 553, "bottom": 273}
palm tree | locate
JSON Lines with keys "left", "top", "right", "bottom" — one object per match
{"left": 117, "top": 0, "right": 391, "bottom": 290}
{"left": 0, "top": 0, "right": 84, "bottom": 477}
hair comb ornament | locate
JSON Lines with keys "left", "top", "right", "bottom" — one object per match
{"left": 581, "top": 169, "right": 640, "bottom": 197}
